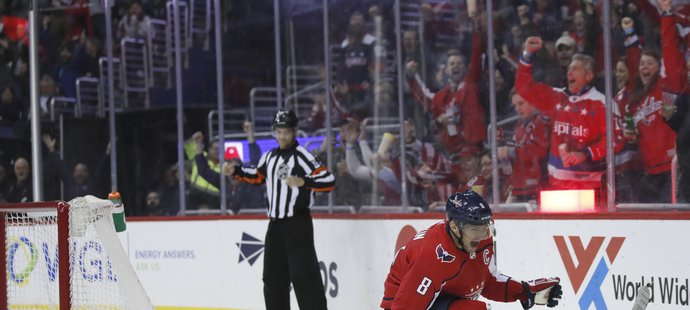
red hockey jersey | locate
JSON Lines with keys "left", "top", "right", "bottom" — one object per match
{"left": 624, "top": 14, "right": 685, "bottom": 175}
{"left": 381, "top": 221, "right": 524, "bottom": 309}
{"left": 511, "top": 112, "right": 551, "bottom": 196}
{"left": 407, "top": 32, "right": 486, "bottom": 155}
{"left": 515, "top": 61, "right": 624, "bottom": 189}
{"left": 614, "top": 88, "right": 643, "bottom": 173}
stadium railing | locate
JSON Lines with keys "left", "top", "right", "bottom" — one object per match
{"left": 190, "top": 0, "right": 212, "bottom": 50}
{"left": 99, "top": 57, "right": 124, "bottom": 113}
{"left": 311, "top": 206, "right": 357, "bottom": 214}
{"left": 148, "top": 18, "right": 172, "bottom": 88}
{"left": 76, "top": 77, "right": 102, "bottom": 118}
{"left": 166, "top": 0, "right": 190, "bottom": 68}
{"left": 359, "top": 206, "right": 424, "bottom": 214}
{"left": 237, "top": 209, "right": 268, "bottom": 215}
{"left": 121, "top": 37, "right": 151, "bottom": 109}
{"left": 616, "top": 203, "right": 690, "bottom": 211}
{"left": 250, "top": 87, "right": 284, "bottom": 132}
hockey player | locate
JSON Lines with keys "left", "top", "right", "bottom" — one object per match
{"left": 381, "top": 190, "right": 562, "bottom": 309}
{"left": 515, "top": 37, "right": 624, "bottom": 205}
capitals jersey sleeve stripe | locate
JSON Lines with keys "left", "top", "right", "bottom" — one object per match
{"left": 482, "top": 248, "right": 524, "bottom": 303}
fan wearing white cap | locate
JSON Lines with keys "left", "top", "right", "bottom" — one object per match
{"left": 555, "top": 35, "right": 577, "bottom": 70}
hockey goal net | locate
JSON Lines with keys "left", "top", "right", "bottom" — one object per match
{"left": 0, "top": 196, "right": 153, "bottom": 309}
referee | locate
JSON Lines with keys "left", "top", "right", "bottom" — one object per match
{"left": 225, "top": 109, "right": 335, "bottom": 309}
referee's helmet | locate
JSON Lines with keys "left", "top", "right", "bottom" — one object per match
{"left": 273, "top": 109, "right": 298, "bottom": 129}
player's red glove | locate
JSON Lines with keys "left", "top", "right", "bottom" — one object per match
{"left": 520, "top": 277, "right": 562, "bottom": 309}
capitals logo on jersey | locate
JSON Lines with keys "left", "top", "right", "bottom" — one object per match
{"left": 436, "top": 244, "right": 455, "bottom": 263}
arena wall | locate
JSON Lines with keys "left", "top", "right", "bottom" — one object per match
{"left": 122, "top": 213, "right": 690, "bottom": 309}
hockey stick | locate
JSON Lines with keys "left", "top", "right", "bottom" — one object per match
{"left": 632, "top": 285, "right": 651, "bottom": 310}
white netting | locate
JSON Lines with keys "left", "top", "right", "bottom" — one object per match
{"left": 4, "top": 196, "right": 153, "bottom": 309}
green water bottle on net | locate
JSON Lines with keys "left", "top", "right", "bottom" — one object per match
{"left": 108, "top": 191, "right": 127, "bottom": 232}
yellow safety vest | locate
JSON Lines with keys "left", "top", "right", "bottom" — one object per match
{"left": 184, "top": 140, "right": 220, "bottom": 195}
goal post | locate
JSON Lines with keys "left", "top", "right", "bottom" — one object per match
{"left": 0, "top": 196, "right": 153, "bottom": 309}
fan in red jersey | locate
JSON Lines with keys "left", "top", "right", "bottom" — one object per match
{"left": 381, "top": 190, "right": 562, "bottom": 309}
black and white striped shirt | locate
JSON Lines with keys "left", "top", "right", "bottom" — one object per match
{"left": 234, "top": 141, "right": 335, "bottom": 219}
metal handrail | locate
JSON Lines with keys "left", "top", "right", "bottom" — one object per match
{"left": 218, "top": 130, "right": 307, "bottom": 141}
{"left": 284, "top": 81, "right": 326, "bottom": 122}
{"left": 358, "top": 206, "right": 424, "bottom": 214}
{"left": 49, "top": 96, "right": 78, "bottom": 200}
{"left": 494, "top": 203, "right": 537, "bottom": 212}
{"left": 672, "top": 154, "right": 678, "bottom": 204}
{"left": 486, "top": 114, "right": 521, "bottom": 149}
{"left": 190, "top": 0, "right": 212, "bottom": 34}
{"left": 75, "top": 77, "right": 102, "bottom": 118}
{"left": 311, "top": 205, "right": 356, "bottom": 214}
{"left": 237, "top": 209, "right": 268, "bottom": 215}
{"left": 286, "top": 65, "right": 321, "bottom": 94}
{"left": 167, "top": 0, "right": 190, "bottom": 67}
{"left": 617, "top": 203, "right": 690, "bottom": 210}
{"left": 98, "top": 57, "right": 123, "bottom": 114}
{"left": 284, "top": 81, "right": 325, "bottom": 106}
{"left": 190, "top": 0, "right": 211, "bottom": 50}
{"left": 148, "top": 18, "right": 171, "bottom": 88}
{"left": 121, "top": 37, "right": 151, "bottom": 108}
{"left": 249, "top": 87, "right": 284, "bottom": 132}
{"left": 182, "top": 209, "right": 233, "bottom": 215}
{"left": 49, "top": 97, "right": 77, "bottom": 121}
{"left": 361, "top": 117, "right": 402, "bottom": 148}
{"left": 207, "top": 108, "right": 248, "bottom": 141}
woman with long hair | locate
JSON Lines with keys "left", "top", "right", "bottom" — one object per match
{"left": 622, "top": 1, "right": 686, "bottom": 203}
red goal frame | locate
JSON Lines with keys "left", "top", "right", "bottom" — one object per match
{"left": 0, "top": 201, "right": 72, "bottom": 310}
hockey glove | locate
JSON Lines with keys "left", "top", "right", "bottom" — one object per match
{"left": 520, "top": 277, "right": 562, "bottom": 309}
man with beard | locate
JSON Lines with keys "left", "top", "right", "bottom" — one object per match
{"left": 144, "top": 191, "right": 165, "bottom": 216}
{"left": 6, "top": 157, "right": 31, "bottom": 203}
{"left": 406, "top": 13, "right": 486, "bottom": 158}
{"left": 381, "top": 190, "right": 562, "bottom": 309}
{"left": 51, "top": 43, "right": 79, "bottom": 98}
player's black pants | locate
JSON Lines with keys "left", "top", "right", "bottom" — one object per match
{"left": 263, "top": 212, "right": 327, "bottom": 310}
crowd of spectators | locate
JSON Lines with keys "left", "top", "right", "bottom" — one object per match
{"left": 0, "top": 0, "right": 165, "bottom": 210}
{"left": 303, "top": 0, "right": 690, "bottom": 210}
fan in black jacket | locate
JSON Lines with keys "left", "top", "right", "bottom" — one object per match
{"left": 664, "top": 93, "right": 690, "bottom": 202}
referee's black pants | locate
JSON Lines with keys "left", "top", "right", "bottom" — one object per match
{"left": 263, "top": 212, "right": 327, "bottom": 310}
